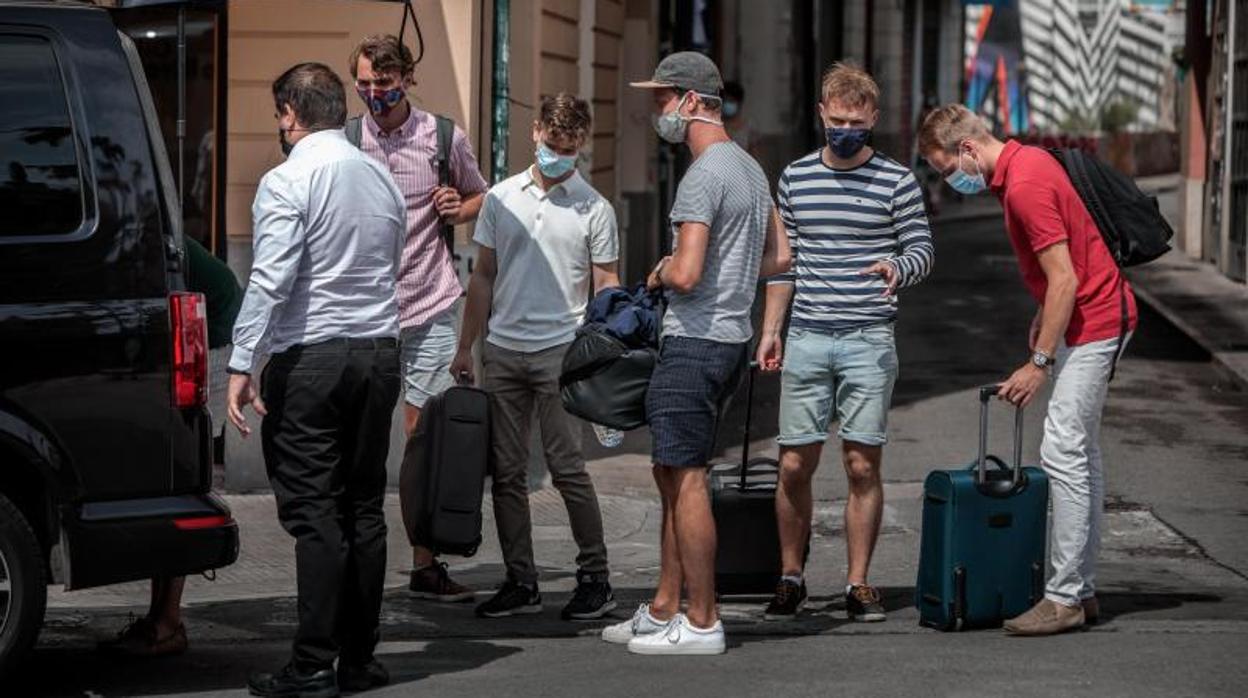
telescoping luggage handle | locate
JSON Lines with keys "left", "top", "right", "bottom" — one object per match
{"left": 977, "top": 385, "right": 1025, "bottom": 493}
{"left": 737, "top": 360, "right": 760, "bottom": 490}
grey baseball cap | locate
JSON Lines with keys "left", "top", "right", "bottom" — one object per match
{"left": 630, "top": 51, "right": 723, "bottom": 96}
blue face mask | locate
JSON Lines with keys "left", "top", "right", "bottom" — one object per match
{"left": 826, "top": 127, "right": 871, "bottom": 159}
{"left": 723, "top": 101, "right": 740, "bottom": 119}
{"left": 535, "top": 143, "right": 577, "bottom": 179}
{"left": 945, "top": 151, "right": 987, "bottom": 195}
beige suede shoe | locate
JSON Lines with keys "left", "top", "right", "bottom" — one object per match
{"left": 1003, "top": 599, "right": 1085, "bottom": 636}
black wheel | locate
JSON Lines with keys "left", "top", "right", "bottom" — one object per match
{"left": 0, "top": 491, "right": 46, "bottom": 680}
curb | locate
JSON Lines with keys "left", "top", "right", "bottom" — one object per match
{"left": 1129, "top": 281, "right": 1248, "bottom": 392}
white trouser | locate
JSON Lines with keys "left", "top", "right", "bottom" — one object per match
{"left": 1039, "top": 333, "right": 1130, "bottom": 606}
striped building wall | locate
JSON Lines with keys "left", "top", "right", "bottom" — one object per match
{"left": 966, "top": 0, "right": 1181, "bottom": 132}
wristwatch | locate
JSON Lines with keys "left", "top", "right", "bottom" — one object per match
{"left": 1031, "top": 350, "right": 1054, "bottom": 369}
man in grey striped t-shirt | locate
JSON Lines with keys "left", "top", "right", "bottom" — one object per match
{"left": 757, "top": 63, "right": 934, "bottom": 623}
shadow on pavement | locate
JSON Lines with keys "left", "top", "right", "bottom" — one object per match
{"left": 1096, "top": 590, "right": 1225, "bottom": 623}
{"left": 19, "top": 638, "right": 521, "bottom": 698}
{"left": 25, "top": 585, "right": 1236, "bottom": 696}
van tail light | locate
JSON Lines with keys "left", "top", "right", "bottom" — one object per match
{"left": 170, "top": 292, "right": 208, "bottom": 408}
{"left": 173, "top": 514, "right": 233, "bottom": 530}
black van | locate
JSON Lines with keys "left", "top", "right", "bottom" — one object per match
{"left": 0, "top": 0, "right": 239, "bottom": 676}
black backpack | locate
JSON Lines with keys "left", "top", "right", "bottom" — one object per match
{"left": 1047, "top": 148, "right": 1173, "bottom": 268}
{"left": 346, "top": 113, "right": 457, "bottom": 254}
{"left": 1048, "top": 148, "right": 1170, "bottom": 379}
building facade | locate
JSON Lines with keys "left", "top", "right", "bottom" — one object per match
{"left": 966, "top": 0, "right": 1183, "bottom": 133}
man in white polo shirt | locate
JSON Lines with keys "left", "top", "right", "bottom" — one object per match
{"left": 450, "top": 93, "right": 621, "bottom": 621}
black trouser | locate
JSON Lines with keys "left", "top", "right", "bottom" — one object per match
{"left": 260, "top": 337, "right": 401, "bottom": 671}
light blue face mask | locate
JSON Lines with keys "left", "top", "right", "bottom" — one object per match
{"left": 946, "top": 151, "right": 987, "bottom": 195}
{"left": 535, "top": 143, "right": 578, "bottom": 178}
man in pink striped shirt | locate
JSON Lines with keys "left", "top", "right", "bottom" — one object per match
{"left": 350, "top": 34, "right": 488, "bottom": 603}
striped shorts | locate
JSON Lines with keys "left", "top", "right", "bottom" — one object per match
{"left": 646, "top": 335, "right": 748, "bottom": 467}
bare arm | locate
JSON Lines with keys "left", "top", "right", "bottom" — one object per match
{"left": 998, "top": 241, "right": 1077, "bottom": 407}
{"left": 1032, "top": 242, "right": 1077, "bottom": 357}
{"left": 454, "top": 191, "right": 484, "bottom": 225}
{"left": 592, "top": 261, "right": 621, "bottom": 294}
{"left": 658, "top": 222, "right": 711, "bottom": 293}
{"left": 457, "top": 245, "right": 496, "bottom": 354}
{"left": 759, "top": 206, "right": 793, "bottom": 279}
{"left": 756, "top": 280, "right": 795, "bottom": 372}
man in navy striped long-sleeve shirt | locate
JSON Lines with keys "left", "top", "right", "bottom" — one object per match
{"left": 757, "top": 63, "right": 934, "bottom": 623}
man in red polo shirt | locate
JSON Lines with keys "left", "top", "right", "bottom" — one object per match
{"left": 919, "top": 105, "right": 1137, "bottom": 636}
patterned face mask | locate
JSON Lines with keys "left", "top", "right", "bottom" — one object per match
{"left": 356, "top": 86, "right": 406, "bottom": 118}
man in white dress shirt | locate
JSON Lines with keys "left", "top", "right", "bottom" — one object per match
{"left": 225, "top": 62, "right": 405, "bottom": 698}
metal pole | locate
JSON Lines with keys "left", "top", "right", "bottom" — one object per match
{"left": 491, "top": 0, "right": 510, "bottom": 184}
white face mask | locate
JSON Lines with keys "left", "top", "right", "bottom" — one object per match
{"left": 653, "top": 92, "right": 722, "bottom": 144}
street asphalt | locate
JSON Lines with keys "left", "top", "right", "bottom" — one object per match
{"left": 16, "top": 210, "right": 1248, "bottom": 697}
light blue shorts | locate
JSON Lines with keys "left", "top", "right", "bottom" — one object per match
{"left": 777, "top": 323, "right": 899, "bottom": 447}
{"left": 399, "top": 307, "right": 458, "bottom": 408}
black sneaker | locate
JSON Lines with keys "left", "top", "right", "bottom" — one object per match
{"left": 474, "top": 579, "right": 542, "bottom": 618}
{"left": 846, "top": 584, "right": 886, "bottom": 622}
{"left": 561, "top": 571, "right": 617, "bottom": 620}
{"left": 247, "top": 663, "right": 338, "bottom": 698}
{"left": 764, "top": 578, "right": 808, "bottom": 621}
{"left": 337, "top": 659, "right": 389, "bottom": 693}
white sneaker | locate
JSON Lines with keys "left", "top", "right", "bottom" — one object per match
{"left": 626, "top": 613, "right": 726, "bottom": 655}
{"left": 601, "top": 603, "right": 670, "bottom": 644}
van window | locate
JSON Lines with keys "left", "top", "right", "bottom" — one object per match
{"left": 0, "top": 34, "right": 84, "bottom": 238}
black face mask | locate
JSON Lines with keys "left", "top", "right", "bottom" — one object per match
{"left": 278, "top": 128, "right": 294, "bottom": 157}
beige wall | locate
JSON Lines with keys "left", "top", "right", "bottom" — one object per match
{"left": 497, "top": 0, "right": 626, "bottom": 191}
{"left": 225, "top": 0, "right": 483, "bottom": 239}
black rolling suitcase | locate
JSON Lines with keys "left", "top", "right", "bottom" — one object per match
{"left": 710, "top": 366, "right": 785, "bottom": 596}
{"left": 399, "top": 379, "right": 490, "bottom": 557}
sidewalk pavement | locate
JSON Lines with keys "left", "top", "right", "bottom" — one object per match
{"left": 1125, "top": 175, "right": 1248, "bottom": 389}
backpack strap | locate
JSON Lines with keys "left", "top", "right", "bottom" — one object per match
{"left": 434, "top": 114, "right": 455, "bottom": 255}
{"left": 1110, "top": 277, "right": 1127, "bottom": 381}
{"left": 345, "top": 115, "right": 363, "bottom": 148}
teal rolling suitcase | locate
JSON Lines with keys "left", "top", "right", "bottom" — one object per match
{"left": 915, "top": 386, "right": 1049, "bottom": 630}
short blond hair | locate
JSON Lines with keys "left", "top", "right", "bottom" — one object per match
{"left": 918, "top": 104, "right": 992, "bottom": 155}
{"left": 821, "top": 62, "right": 879, "bottom": 109}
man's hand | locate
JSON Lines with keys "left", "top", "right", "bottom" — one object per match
{"left": 647, "top": 256, "right": 671, "bottom": 291}
{"left": 860, "top": 260, "right": 899, "bottom": 297}
{"left": 226, "top": 372, "right": 266, "bottom": 438}
{"left": 449, "top": 347, "right": 475, "bottom": 385}
{"left": 434, "top": 187, "right": 463, "bottom": 223}
{"left": 998, "top": 363, "right": 1047, "bottom": 408}
{"left": 756, "top": 332, "right": 783, "bottom": 373}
